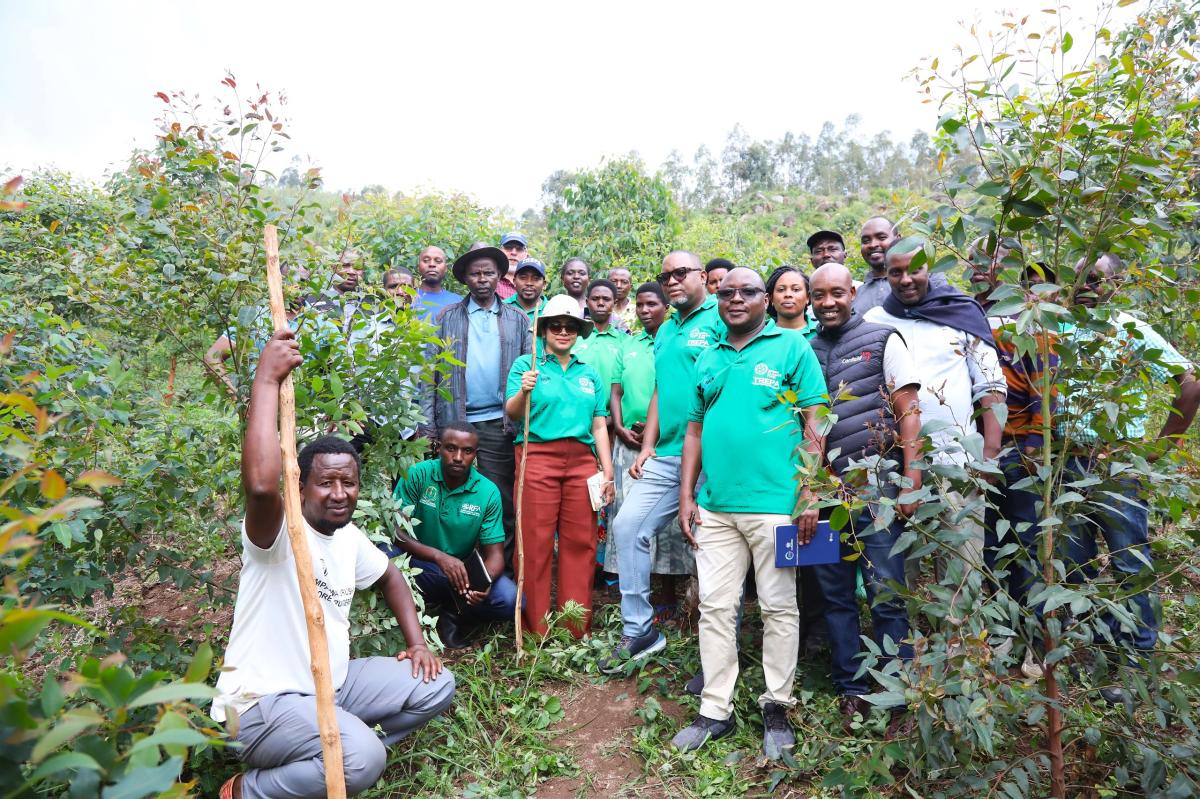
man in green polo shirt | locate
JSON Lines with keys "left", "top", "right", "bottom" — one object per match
{"left": 504, "top": 258, "right": 548, "bottom": 322}
{"left": 674, "top": 267, "right": 827, "bottom": 759}
{"left": 573, "top": 278, "right": 627, "bottom": 390}
{"left": 391, "top": 421, "right": 516, "bottom": 649}
{"left": 600, "top": 251, "right": 726, "bottom": 675}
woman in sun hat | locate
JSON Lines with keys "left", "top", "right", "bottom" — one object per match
{"left": 505, "top": 294, "right": 616, "bottom": 637}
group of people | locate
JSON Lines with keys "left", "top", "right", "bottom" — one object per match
{"left": 214, "top": 221, "right": 1199, "bottom": 797}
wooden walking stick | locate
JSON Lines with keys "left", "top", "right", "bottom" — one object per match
{"left": 513, "top": 302, "right": 541, "bottom": 661}
{"left": 263, "top": 224, "right": 347, "bottom": 799}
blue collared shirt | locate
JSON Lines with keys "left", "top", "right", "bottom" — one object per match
{"left": 465, "top": 297, "right": 504, "bottom": 422}
{"left": 415, "top": 287, "right": 463, "bottom": 323}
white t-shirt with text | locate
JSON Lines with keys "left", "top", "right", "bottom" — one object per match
{"left": 211, "top": 517, "right": 388, "bottom": 722}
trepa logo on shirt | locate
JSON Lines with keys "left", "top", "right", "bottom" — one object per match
{"left": 752, "top": 362, "right": 782, "bottom": 390}
{"left": 420, "top": 485, "right": 438, "bottom": 507}
{"left": 687, "top": 329, "right": 713, "bottom": 349}
{"left": 578, "top": 377, "right": 595, "bottom": 394}
{"left": 460, "top": 502, "right": 481, "bottom": 517}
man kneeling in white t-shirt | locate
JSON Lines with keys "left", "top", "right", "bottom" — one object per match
{"left": 214, "top": 329, "right": 455, "bottom": 799}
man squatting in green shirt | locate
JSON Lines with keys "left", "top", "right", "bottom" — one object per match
{"left": 388, "top": 421, "right": 517, "bottom": 649}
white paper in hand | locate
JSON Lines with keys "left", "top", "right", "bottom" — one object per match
{"left": 586, "top": 471, "right": 606, "bottom": 511}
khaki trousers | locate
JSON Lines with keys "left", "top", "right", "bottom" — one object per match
{"left": 694, "top": 508, "right": 799, "bottom": 720}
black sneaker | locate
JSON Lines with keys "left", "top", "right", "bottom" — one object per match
{"left": 761, "top": 702, "right": 795, "bottom": 760}
{"left": 598, "top": 629, "right": 666, "bottom": 674}
{"left": 1099, "top": 685, "right": 1130, "bottom": 707}
{"left": 684, "top": 670, "right": 705, "bottom": 696}
{"left": 436, "top": 611, "right": 479, "bottom": 650}
{"left": 671, "top": 714, "right": 735, "bottom": 751}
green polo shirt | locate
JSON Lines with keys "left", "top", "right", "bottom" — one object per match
{"left": 654, "top": 295, "right": 726, "bottom": 456}
{"left": 394, "top": 460, "right": 504, "bottom": 560}
{"left": 506, "top": 352, "right": 609, "bottom": 449}
{"left": 504, "top": 293, "right": 547, "bottom": 322}
{"left": 688, "top": 321, "right": 828, "bottom": 515}
{"left": 613, "top": 330, "right": 656, "bottom": 427}
{"left": 572, "top": 324, "right": 625, "bottom": 391}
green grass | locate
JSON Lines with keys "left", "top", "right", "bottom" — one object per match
{"left": 367, "top": 604, "right": 900, "bottom": 799}
{"left": 358, "top": 577, "right": 1200, "bottom": 799}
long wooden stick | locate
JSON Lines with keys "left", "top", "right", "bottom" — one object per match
{"left": 263, "top": 225, "right": 347, "bottom": 799}
{"left": 513, "top": 302, "right": 541, "bottom": 660}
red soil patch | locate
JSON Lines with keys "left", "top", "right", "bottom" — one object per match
{"left": 536, "top": 677, "right": 684, "bottom": 799}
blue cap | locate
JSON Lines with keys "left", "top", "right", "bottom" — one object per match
{"left": 500, "top": 232, "right": 528, "bottom": 248}
{"left": 514, "top": 258, "right": 545, "bottom": 277}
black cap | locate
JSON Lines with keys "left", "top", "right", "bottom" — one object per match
{"left": 806, "top": 230, "right": 845, "bottom": 250}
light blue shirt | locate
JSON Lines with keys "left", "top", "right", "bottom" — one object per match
{"left": 415, "top": 287, "right": 462, "bottom": 323}
{"left": 1057, "top": 310, "right": 1192, "bottom": 444}
{"left": 465, "top": 297, "right": 504, "bottom": 422}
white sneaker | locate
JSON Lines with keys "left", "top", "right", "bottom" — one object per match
{"left": 1021, "top": 648, "right": 1044, "bottom": 679}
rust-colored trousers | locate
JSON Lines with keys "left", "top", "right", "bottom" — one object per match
{"left": 514, "top": 439, "right": 598, "bottom": 637}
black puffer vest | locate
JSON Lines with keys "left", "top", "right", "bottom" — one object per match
{"left": 809, "top": 315, "right": 899, "bottom": 476}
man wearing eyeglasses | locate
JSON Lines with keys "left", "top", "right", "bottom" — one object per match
{"left": 807, "top": 230, "right": 847, "bottom": 269}
{"left": 498, "top": 233, "right": 527, "bottom": 301}
{"left": 599, "top": 251, "right": 724, "bottom": 675}
{"left": 674, "top": 267, "right": 828, "bottom": 758}
{"left": 420, "top": 247, "right": 533, "bottom": 570}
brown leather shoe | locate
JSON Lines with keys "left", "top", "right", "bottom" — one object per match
{"left": 838, "top": 695, "right": 871, "bottom": 735}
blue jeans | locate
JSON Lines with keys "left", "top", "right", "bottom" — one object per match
{"left": 1062, "top": 456, "right": 1156, "bottom": 651}
{"left": 410, "top": 558, "right": 517, "bottom": 623}
{"left": 613, "top": 456, "right": 691, "bottom": 639}
{"left": 983, "top": 449, "right": 1045, "bottom": 609}
{"left": 813, "top": 508, "right": 912, "bottom": 696}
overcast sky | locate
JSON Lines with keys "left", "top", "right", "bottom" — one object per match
{"left": 1, "top": 0, "right": 1134, "bottom": 212}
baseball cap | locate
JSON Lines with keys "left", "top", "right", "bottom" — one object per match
{"left": 806, "top": 230, "right": 845, "bottom": 250}
{"left": 514, "top": 258, "right": 546, "bottom": 277}
{"left": 500, "top": 232, "right": 528, "bottom": 248}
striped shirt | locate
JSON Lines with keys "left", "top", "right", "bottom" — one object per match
{"left": 988, "top": 314, "right": 1057, "bottom": 450}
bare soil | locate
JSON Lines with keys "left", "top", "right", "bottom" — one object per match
{"left": 536, "top": 678, "right": 685, "bottom": 799}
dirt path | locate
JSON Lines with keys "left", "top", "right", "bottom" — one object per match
{"left": 535, "top": 678, "right": 684, "bottom": 799}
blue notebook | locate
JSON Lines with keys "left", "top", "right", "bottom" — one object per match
{"left": 774, "top": 521, "right": 839, "bottom": 567}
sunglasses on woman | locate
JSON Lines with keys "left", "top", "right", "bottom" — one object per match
{"left": 546, "top": 320, "right": 581, "bottom": 334}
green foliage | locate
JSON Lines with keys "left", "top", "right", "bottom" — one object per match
{"left": 662, "top": 118, "right": 937, "bottom": 212}
{"left": 678, "top": 186, "right": 937, "bottom": 273}
{"left": 369, "top": 610, "right": 591, "bottom": 797}
{"left": 824, "top": 3, "right": 1200, "bottom": 796}
{"left": 0, "top": 316, "right": 223, "bottom": 798}
{"left": 351, "top": 191, "right": 512, "bottom": 276}
{"left": 546, "top": 156, "right": 682, "bottom": 274}
{"left": 5, "top": 4, "right": 1200, "bottom": 795}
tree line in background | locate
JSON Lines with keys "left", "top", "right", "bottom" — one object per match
{"left": 3, "top": 1, "right": 1200, "bottom": 796}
